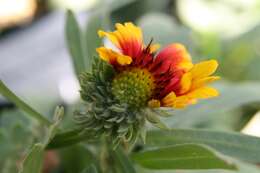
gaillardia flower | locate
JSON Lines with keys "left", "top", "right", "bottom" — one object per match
{"left": 76, "top": 22, "right": 220, "bottom": 146}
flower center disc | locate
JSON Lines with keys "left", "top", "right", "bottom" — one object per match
{"left": 112, "top": 68, "right": 155, "bottom": 108}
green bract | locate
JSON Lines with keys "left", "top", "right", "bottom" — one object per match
{"left": 75, "top": 58, "right": 168, "bottom": 147}
{"left": 76, "top": 58, "right": 141, "bottom": 146}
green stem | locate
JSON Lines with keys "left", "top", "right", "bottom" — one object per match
{"left": 0, "top": 80, "right": 52, "bottom": 126}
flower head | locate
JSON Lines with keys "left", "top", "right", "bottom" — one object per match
{"left": 77, "top": 22, "right": 220, "bottom": 146}
{"left": 97, "top": 22, "right": 220, "bottom": 109}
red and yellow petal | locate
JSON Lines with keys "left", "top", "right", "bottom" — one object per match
{"left": 151, "top": 43, "right": 193, "bottom": 74}
{"left": 98, "top": 22, "right": 143, "bottom": 58}
{"left": 96, "top": 47, "right": 132, "bottom": 66}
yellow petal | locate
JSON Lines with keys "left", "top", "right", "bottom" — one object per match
{"left": 179, "top": 72, "right": 192, "bottom": 94}
{"left": 96, "top": 47, "right": 111, "bottom": 62}
{"left": 191, "top": 76, "right": 221, "bottom": 90}
{"left": 116, "top": 22, "right": 142, "bottom": 43}
{"left": 124, "top": 22, "right": 142, "bottom": 40}
{"left": 98, "top": 30, "right": 120, "bottom": 47}
{"left": 149, "top": 44, "right": 160, "bottom": 53}
{"left": 117, "top": 54, "right": 132, "bottom": 65}
{"left": 179, "top": 61, "right": 194, "bottom": 72}
{"left": 96, "top": 47, "right": 132, "bottom": 65}
{"left": 188, "top": 87, "right": 219, "bottom": 99}
{"left": 162, "top": 92, "right": 176, "bottom": 105}
{"left": 148, "top": 99, "right": 161, "bottom": 108}
{"left": 171, "top": 96, "right": 190, "bottom": 108}
{"left": 162, "top": 92, "right": 190, "bottom": 108}
{"left": 190, "top": 60, "right": 218, "bottom": 79}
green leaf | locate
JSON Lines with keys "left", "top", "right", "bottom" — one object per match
{"left": 132, "top": 144, "right": 236, "bottom": 170}
{"left": 147, "top": 129, "right": 260, "bottom": 163}
{"left": 165, "top": 82, "right": 260, "bottom": 127}
{"left": 0, "top": 80, "right": 52, "bottom": 126}
{"left": 81, "top": 164, "right": 98, "bottom": 173}
{"left": 66, "top": 10, "right": 86, "bottom": 76}
{"left": 84, "top": 10, "right": 108, "bottom": 70}
{"left": 19, "top": 143, "right": 44, "bottom": 173}
{"left": 137, "top": 159, "right": 260, "bottom": 173}
{"left": 112, "top": 147, "right": 136, "bottom": 173}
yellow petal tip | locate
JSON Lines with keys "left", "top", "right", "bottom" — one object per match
{"left": 148, "top": 99, "right": 161, "bottom": 108}
{"left": 97, "top": 30, "right": 105, "bottom": 37}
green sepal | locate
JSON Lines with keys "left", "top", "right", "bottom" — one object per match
{"left": 143, "top": 108, "right": 169, "bottom": 130}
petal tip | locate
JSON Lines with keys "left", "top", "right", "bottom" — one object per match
{"left": 97, "top": 30, "right": 105, "bottom": 37}
{"left": 148, "top": 99, "right": 161, "bottom": 108}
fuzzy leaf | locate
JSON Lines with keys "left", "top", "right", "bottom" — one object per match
{"left": 132, "top": 144, "right": 237, "bottom": 170}
{"left": 147, "top": 129, "right": 260, "bottom": 163}
{"left": 85, "top": 10, "right": 107, "bottom": 70}
{"left": 66, "top": 10, "right": 86, "bottom": 75}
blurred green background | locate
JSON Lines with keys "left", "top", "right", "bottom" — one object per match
{"left": 1, "top": 0, "right": 260, "bottom": 173}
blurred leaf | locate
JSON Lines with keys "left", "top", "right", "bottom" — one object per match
{"left": 220, "top": 23, "right": 260, "bottom": 81}
{"left": 84, "top": 10, "right": 108, "bottom": 70}
{"left": 137, "top": 159, "right": 260, "bottom": 173}
{"left": 60, "top": 144, "right": 95, "bottom": 173}
{"left": 194, "top": 32, "right": 222, "bottom": 61}
{"left": 108, "top": 0, "right": 137, "bottom": 11}
{"left": 82, "top": 164, "right": 98, "bottom": 173}
{"left": 19, "top": 143, "right": 44, "bottom": 173}
{"left": 112, "top": 147, "right": 136, "bottom": 173}
{"left": 110, "top": 0, "right": 170, "bottom": 24}
{"left": 66, "top": 10, "right": 86, "bottom": 76}
{"left": 147, "top": 128, "right": 260, "bottom": 163}
{"left": 137, "top": 13, "right": 192, "bottom": 48}
{"left": 0, "top": 109, "right": 34, "bottom": 173}
{"left": 0, "top": 80, "right": 52, "bottom": 126}
{"left": 132, "top": 144, "right": 236, "bottom": 170}
{"left": 164, "top": 82, "right": 260, "bottom": 127}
